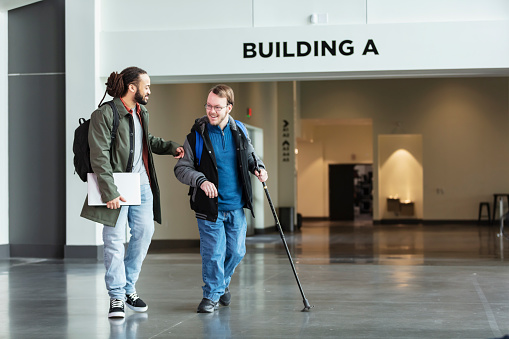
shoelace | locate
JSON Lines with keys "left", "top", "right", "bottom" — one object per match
{"left": 111, "top": 299, "right": 123, "bottom": 308}
{"left": 127, "top": 292, "right": 139, "bottom": 302}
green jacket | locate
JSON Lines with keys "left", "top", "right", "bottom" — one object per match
{"left": 80, "top": 97, "right": 181, "bottom": 226}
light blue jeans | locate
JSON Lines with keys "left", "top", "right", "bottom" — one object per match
{"left": 197, "top": 208, "right": 247, "bottom": 302}
{"left": 103, "top": 184, "right": 154, "bottom": 300}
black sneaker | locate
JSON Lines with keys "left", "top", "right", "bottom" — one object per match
{"left": 219, "top": 287, "right": 231, "bottom": 306}
{"left": 197, "top": 298, "right": 219, "bottom": 313}
{"left": 126, "top": 292, "right": 148, "bottom": 312}
{"left": 108, "top": 298, "right": 125, "bottom": 318}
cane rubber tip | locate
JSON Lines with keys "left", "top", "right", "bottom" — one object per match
{"left": 301, "top": 299, "right": 313, "bottom": 312}
{"left": 301, "top": 305, "right": 313, "bottom": 312}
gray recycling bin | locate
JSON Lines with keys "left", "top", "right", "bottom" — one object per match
{"left": 278, "top": 207, "right": 294, "bottom": 232}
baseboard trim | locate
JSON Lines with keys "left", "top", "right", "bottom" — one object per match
{"left": 422, "top": 219, "right": 478, "bottom": 225}
{"left": 64, "top": 245, "right": 104, "bottom": 260}
{"left": 148, "top": 239, "right": 200, "bottom": 253}
{"left": 302, "top": 217, "right": 330, "bottom": 221}
{"left": 0, "top": 244, "right": 9, "bottom": 258}
{"left": 10, "top": 244, "right": 64, "bottom": 258}
{"left": 373, "top": 219, "right": 479, "bottom": 225}
{"left": 254, "top": 226, "right": 277, "bottom": 234}
{"left": 373, "top": 219, "right": 422, "bottom": 224}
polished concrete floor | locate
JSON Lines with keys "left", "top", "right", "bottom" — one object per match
{"left": 2, "top": 219, "right": 509, "bottom": 338}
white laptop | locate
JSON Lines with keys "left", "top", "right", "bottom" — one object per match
{"left": 87, "top": 173, "right": 141, "bottom": 206}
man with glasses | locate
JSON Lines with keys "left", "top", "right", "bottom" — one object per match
{"left": 174, "top": 84, "right": 268, "bottom": 313}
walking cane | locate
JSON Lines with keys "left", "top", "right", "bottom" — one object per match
{"left": 252, "top": 153, "right": 313, "bottom": 312}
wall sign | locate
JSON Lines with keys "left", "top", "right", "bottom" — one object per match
{"left": 243, "top": 39, "right": 379, "bottom": 58}
{"left": 282, "top": 119, "right": 290, "bottom": 162}
{"left": 101, "top": 21, "right": 509, "bottom": 81}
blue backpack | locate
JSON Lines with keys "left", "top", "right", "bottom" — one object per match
{"left": 195, "top": 120, "right": 247, "bottom": 166}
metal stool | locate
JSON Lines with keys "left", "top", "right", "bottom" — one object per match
{"left": 478, "top": 202, "right": 491, "bottom": 225}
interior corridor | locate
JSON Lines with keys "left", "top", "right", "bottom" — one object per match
{"left": 2, "top": 220, "right": 509, "bottom": 338}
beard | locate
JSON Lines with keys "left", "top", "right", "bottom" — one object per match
{"left": 135, "top": 89, "right": 148, "bottom": 105}
{"left": 208, "top": 112, "right": 228, "bottom": 127}
{"left": 217, "top": 114, "right": 228, "bottom": 126}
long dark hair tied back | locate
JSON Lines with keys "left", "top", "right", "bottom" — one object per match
{"left": 98, "top": 67, "right": 147, "bottom": 107}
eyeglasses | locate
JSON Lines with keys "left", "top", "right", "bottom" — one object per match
{"left": 204, "top": 104, "right": 228, "bottom": 112}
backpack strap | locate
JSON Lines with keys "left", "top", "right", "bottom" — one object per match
{"left": 194, "top": 121, "right": 246, "bottom": 167}
{"left": 195, "top": 130, "right": 203, "bottom": 166}
{"left": 104, "top": 101, "right": 120, "bottom": 142}
{"left": 235, "top": 120, "right": 248, "bottom": 137}
{"left": 101, "top": 101, "right": 120, "bottom": 162}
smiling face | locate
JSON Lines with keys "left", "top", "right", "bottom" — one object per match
{"left": 206, "top": 92, "right": 231, "bottom": 129}
{"left": 133, "top": 73, "right": 151, "bottom": 105}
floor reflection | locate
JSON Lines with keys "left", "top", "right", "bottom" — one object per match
{"left": 0, "top": 268, "right": 8, "bottom": 338}
{"left": 246, "top": 219, "right": 509, "bottom": 265}
{"left": 108, "top": 313, "right": 148, "bottom": 339}
{"left": 3, "top": 220, "right": 509, "bottom": 338}
{"left": 198, "top": 307, "right": 231, "bottom": 338}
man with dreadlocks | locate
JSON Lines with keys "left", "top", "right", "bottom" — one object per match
{"left": 80, "top": 66, "right": 184, "bottom": 319}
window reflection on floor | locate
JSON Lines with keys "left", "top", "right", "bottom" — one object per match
{"left": 258, "top": 220, "right": 509, "bottom": 265}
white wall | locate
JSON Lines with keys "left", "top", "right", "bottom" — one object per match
{"left": 97, "top": 0, "right": 509, "bottom": 83}
{"left": 253, "top": 0, "right": 366, "bottom": 27}
{"left": 100, "top": 0, "right": 253, "bottom": 32}
{"left": 379, "top": 135, "right": 423, "bottom": 219}
{"left": 100, "top": 0, "right": 368, "bottom": 31}
{"left": 297, "top": 139, "right": 325, "bottom": 217}
{"left": 99, "top": 0, "right": 509, "bottom": 30}
{"left": 65, "top": 0, "right": 102, "bottom": 246}
{"left": 297, "top": 122, "right": 373, "bottom": 217}
{"left": 0, "top": 9, "right": 8, "bottom": 246}
{"left": 235, "top": 82, "right": 279, "bottom": 230}
{"left": 146, "top": 83, "right": 207, "bottom": 240}
{"left": 367, "top": 0, "right": 509, "bottom": 24}
{"left": 300, "top": 77, "right": 509, "bottom": 221}
{"left": 100, "top": 21, "right": 509, "bottom": 84}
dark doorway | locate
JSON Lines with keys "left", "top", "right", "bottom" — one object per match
{"left": 354, "top": 165, "right": 373, "bottom": 219}
{"left": 329, "top": 164, "right": 373, "bottom": 221}
{"left": 329, "top": 164, "right": 355, "bottom": 220}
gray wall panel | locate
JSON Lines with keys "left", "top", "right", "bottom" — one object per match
{"left": 8, "top": 0, "right": 65, "bottom": 258}
{"left": 8, "top": 0, "right": 65, "bottom": 74}
{"left": 8, "top": 74, "right": 66, "bottom": 249}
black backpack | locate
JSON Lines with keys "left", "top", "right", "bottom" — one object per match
{"left": 73, "top": 101, "right": 120, "bottom": 182}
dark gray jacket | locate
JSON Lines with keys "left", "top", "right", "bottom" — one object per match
{"left": 174, "top": 115, "right": 265, "bottom": 221}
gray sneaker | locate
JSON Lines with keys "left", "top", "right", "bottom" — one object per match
{"left": 197, "top": 298, "right": 219, "bottom": 313}
{"left": 219, "top": 287, "right": 231, "bottom": 306}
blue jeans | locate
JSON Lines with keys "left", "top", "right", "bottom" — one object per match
{"left": 103, "top": 184, "right": 154, "bottom": 300}
{"left": 197, "top": 208, "right": 247, "bottom": 302}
